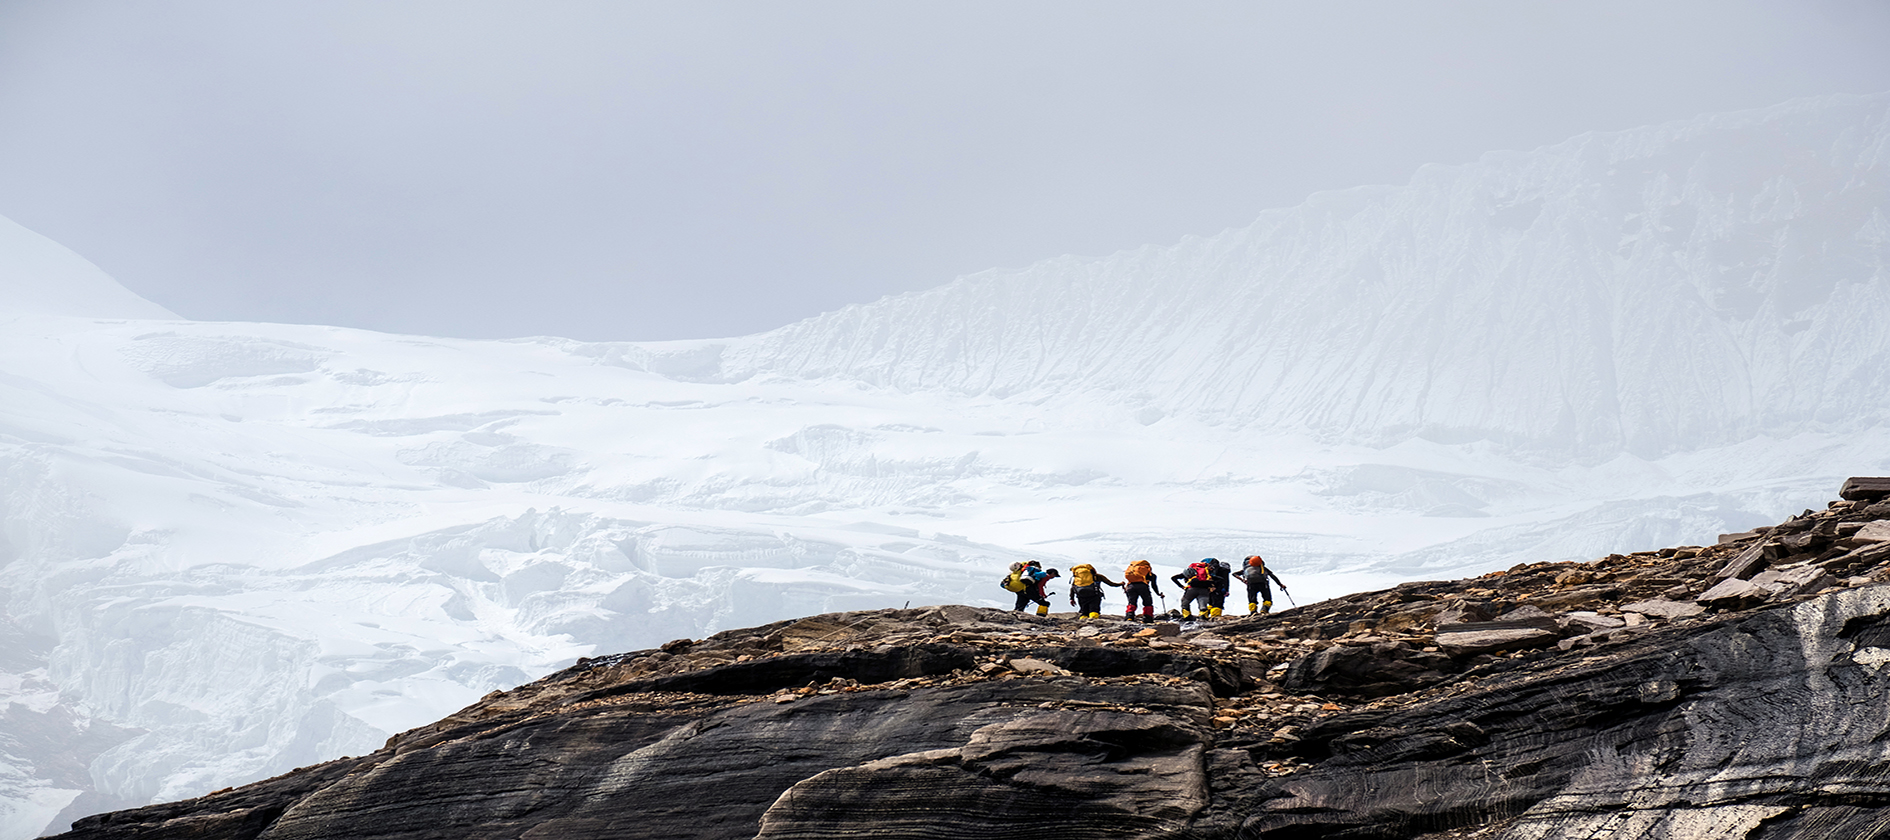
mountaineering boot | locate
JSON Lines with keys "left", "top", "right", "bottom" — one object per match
{"left": 1262, "top": 600, "right": 1273, "bottom": 614}
{"left": 1126, "top": 607, "right": 1137, "bottom": 621}
{"left": 1248, "top": 602, "right": 1258, "bottom": 614}
{"left": 1180, "top": 608, "right": 1193, "bottom": 619}
{"left": 1036, "top": 604, "right": 1050, "bottom": 617}
{"left": 1209, "top": 606, "right": 1222, "bottom": 618}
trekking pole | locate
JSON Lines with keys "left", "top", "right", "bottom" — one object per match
{"left": 1283, "top": 588, "right": 1297, "bottom": 608}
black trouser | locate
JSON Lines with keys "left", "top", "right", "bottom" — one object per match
{"left": 1014, "top": 585, "right": 1049, "bottom": 611}
{"left": 1246, "top": 579, "right": 1273, "bottom": 608}
{"left": 1208, "top": 585, "right": 1227, "bottom": 611}
{"left": 1180, "top": 584, "right": 1212, "bottom": 614}
{"left": 1074, "top": 584, "right": 1103, "bottom": 615}
{"left": 1124, "top": 582, "right": 1157, "bottom": 616}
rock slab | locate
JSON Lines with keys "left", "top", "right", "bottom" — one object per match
{"left": 1840, "top": 477, "right": 1890, "bottom": 501}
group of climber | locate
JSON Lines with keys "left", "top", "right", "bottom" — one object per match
{"left": 1001, "top": 556, "right": 1288, "bottom": 622}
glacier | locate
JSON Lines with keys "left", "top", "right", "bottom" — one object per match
{"left": 1, "top": 92, "right": 1887, "bottom": 837}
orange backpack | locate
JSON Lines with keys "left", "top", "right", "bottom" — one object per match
{"left": 1123, "top": 560, "right": 1152, "bottom": 583}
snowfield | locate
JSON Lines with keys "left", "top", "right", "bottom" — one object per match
{"left": 2, "top": 92, "right": 1887, "bottom": 837}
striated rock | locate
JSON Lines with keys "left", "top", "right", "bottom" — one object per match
{"left": 1716, "top": 536, "right": 1773, "bottom": 580}
{"left": 1431, "top": 600, "right": 1495, "bottom": 626}
{"left": 1240, "top": 585, "right": 1890, "bottom": 839}
{"left": 1840, "top": 476, "right": 1890, "bottom": 502}
{"left": 1435, "top": 621, "right": 1560, "bottom": 656}
{"left": 754, "top": 704, "right": 1208, "bottom": 839}
{"left": 1752, "top": 565, "right": 1837, "bottom": 602}
{"left": 1280, "top": 642, "right": 1457, "bottom": 699}
{"left": 1857, "top": 521, "right": 1890, "bottom": 543}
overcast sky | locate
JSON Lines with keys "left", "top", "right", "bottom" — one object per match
{"left": 2, "top": 1, "right": 1888, "bottom": 342}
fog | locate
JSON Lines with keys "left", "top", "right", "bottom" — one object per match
{"left": 1, "top": 0, "right": 1887, "bottom": 340}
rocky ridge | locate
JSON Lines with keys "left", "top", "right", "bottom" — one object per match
{"left": 52, "top": 482, "right": 1890, "bottom": 840}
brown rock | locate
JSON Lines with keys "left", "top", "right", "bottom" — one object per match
{"left": 1840, "top": 477, "right": 1890, "bottom": 502}
{"left": 1765, "top": 565, "right": 1836, "bottom": 601}
{"left": 1561, "top": 612, "right": 1625, "bottom": 633}
{"left": 1716, "top": 538, "right": 1773, "bottom": 580}
{"left": 1433, "top": 600, "right": 1496, "bottom": 626}
{"left": 1696, "top": 578, "right": 1769, "bottom": 608}
{"left": 1435, "top": 626, "right": 1559, "bottom": 656}
{"left": 1619, "top": 599, "right": 1706, "bottom": 620}
{"left": 1006, "top": 658, "right": 1062, "bottom": 675}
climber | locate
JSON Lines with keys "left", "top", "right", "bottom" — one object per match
{"left": 1206, "top": 557, "right": 1232, "bottom": 618}
{"left": 1067, "top": 563, "right": 1122, "bottom": 619}
{"left": 1234, "top": 555, "right": 1289, "bottom": 614}
{"left": 1010, "top": 561, "right": 1059, "bottom": 616}
{"left": 1120, "top": 559, "right": 1164, "bottom": 623}
{"left": 1170, "top": 559, "right": 1218, "bottom": 621}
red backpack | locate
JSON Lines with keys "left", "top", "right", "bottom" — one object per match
{"left": 1189, "top": 562, "right": 1213, "bottom": 583}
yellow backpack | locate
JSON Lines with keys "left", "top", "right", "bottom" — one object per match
{"left": 1001, "top": 562, "right": 1029, "bottom": 592}
{"left": 1071, "top": 564, "right": 1096, "bottom": 587}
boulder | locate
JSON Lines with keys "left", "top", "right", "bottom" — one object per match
{"left": 1496, "top": 605, "right": 1554, "bottom": 622}
{"left": 1716, "top": 538, "right": 1773, "bottom": 580}
{"left": 1858, "top": 521, "right": 1890, "bottom": 543}
{"left": 1765, "top": 565, "right": 1836, "bottom": 601}
{"left": 1006, "top": 657, "right": 1063, "bottom": 675}
{"left": 1562, "top": 612, "right": 1625, "bottom": 633}
{"left": 1437, "top": 614, "right": 1560, "bottom": 636}
{"left": 1840, "top": 477, "right": 1890, "bottom": 502}
{"left": 1432, "top": 600, "right": 1495, "bottom": 626}
{"left": 1620, "top": 599, "right": 1705, "bottom": 621}
{"left": 1435, "top": 625, "right": 1560, "bottom": 656}
{"left": 1821, "top": 542, "right": 1890, "bottom": 576}
{"left": 1695, "top": 578, "right": 1770, "bottom": 609}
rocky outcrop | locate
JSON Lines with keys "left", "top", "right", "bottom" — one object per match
{"left": 51, "top": 486, "right": 1890, "bottom": 840}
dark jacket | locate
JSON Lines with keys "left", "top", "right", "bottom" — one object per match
{"left": 1171, "top": 562, "right": 1214, "bottom": 590}
{"left": 1209, "top": 560, "right": 1232, "bottom": 594}
{"left": 1235, "top": 561, "right": 1286, "bottom": 589}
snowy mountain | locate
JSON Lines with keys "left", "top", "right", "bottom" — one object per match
{"left": 0, "top": 216, "right": 175, "bottom": 320}
{"left": 2, "top": 93, "right": 1887, "bottom": 838}
{"left": 713, "top": 93, "right": 1890, "bottom": 460}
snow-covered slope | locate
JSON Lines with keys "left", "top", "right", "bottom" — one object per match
{"left": 715, "top": 93, "right": 1890, "bottom": 460}
{"left": 2, "top": 93, "right": 1886, "bottom": 838}
{"left": 0, "top": 216, "right": 175, "bottom": 321}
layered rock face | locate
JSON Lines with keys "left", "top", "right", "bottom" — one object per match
{"left": 53, "top": 488, "right": 1890, "bottom": 839}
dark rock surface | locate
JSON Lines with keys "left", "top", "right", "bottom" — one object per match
{"left": 1841, "top": 476, "right": 1890, "bottom": 501}
{"left": 49, "top": 485, "right": 1890, "bottom": 840}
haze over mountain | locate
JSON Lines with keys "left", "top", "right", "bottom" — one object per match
{"left": 1, "top": 93, "right": 1886, "bottom": 838}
